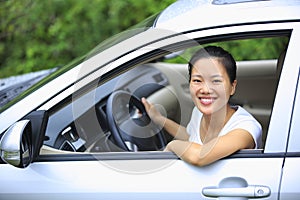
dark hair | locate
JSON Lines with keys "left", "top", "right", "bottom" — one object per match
{"left": 188, "top": 46, "right": 236, "bottom": 83}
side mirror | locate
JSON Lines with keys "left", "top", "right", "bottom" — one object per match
{"left": 0, "top": 120, "right": 33, "bottom": 168}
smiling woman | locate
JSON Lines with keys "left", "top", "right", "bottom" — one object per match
{"left": 142, "top": 45, "right": 262, "bottom": 166}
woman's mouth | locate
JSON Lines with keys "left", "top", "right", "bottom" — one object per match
{"left": 199, "top": 97, "right": 215, "bottom": 105}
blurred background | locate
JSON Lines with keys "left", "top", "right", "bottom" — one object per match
{"left": 0, "top": 0, "right": 175, "bottom": 78}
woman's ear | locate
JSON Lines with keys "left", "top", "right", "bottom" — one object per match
{"left": 230, "top": 80, "right": 237, "bottom": 96}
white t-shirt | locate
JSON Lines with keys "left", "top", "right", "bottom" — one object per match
{"left": 186, "top": 106, "right": 262, "bottom": 148}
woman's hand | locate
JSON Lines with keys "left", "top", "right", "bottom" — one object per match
{"left": 141, "top": 97, "right": 165, "bottom": 127}
{"left": 142, "top": 97, "right": 190, "bottom": 140}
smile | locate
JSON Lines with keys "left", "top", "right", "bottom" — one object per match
{"left": 199, "top": 97, "right": 216, "bottom": 105}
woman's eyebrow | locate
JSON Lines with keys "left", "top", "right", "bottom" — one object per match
{"left": 211, "top": 74, "right": 223, "bottom": 78}
{"left": 191, "top": 74, "right": 202, "bottom": 78}
{"left": 191, "top": 74, "right": 223, "bottom": 78}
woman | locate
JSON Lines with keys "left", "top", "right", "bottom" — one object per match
{"left": 142, "top": 46, "right": 262, "bottom": 166}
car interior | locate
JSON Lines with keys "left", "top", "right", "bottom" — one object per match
{"left": 41, "top": 34, "right": 289, "bottom": 155}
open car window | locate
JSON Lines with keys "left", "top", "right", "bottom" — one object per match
{"left": 41, "top": 33, "right": 289, "bottom": 154}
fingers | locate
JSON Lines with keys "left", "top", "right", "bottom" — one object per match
{"left": 141, "top": 97, "right": 151, "bottom": 111}
{"left": 142, "top": 97, "right": 156, "bottom": 119}
{"left": 142, "top": 98, "right": 168, "bottom": 129}
{"left": 141, "top": 97, "right": 147, "bottom": 105}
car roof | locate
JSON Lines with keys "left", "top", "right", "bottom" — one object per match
{"left": 154, "top": 0, "right": 300, "bottom": 32}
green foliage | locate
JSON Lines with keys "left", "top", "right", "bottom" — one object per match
{"left": 0, "top": 0, "right": 175, "bottom": 78}
{"left": 210, "top": 37, "right": 289, "bottom": 61}
{"left": 165, "top": 37, "right": 289, "bottom": 64}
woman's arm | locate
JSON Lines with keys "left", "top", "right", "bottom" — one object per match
{"left": 142, "top": 97, "right": 189, "bottom": 140}
{"left": 165, "top": 129, "right": 255, "bottom": 166}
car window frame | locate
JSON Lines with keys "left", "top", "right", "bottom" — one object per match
{"left": 264, "top": 23, "right": 300, "bottom": 153}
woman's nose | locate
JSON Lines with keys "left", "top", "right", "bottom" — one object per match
{"left": 200, "top": 83, "right": 211, "bottom": 94}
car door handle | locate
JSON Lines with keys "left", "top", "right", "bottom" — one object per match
{"left": 202, "top": 185, "right": 271, "bottom": 198}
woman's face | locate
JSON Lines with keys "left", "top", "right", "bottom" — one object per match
{"left": 189, "top": 57, "right": 237, "bottom": 116}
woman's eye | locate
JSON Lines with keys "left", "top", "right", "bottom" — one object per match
{"left": 192, "top": 79, "right": 201, "bottom": 83}
{"left": 212, "top": 79, "right": 222, "bottom": 83}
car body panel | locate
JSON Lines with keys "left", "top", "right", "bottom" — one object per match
{"left": 280, "top": 158, "right": 300, "bottom": 199}
{"left": 1, "top": 154, "right": 283, "bottom": 199}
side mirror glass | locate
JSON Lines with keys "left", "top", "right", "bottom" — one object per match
{"left": 0, "top": 120, "right": 33, "bottom": 168}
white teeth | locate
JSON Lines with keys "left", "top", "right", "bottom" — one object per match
{"left": 200, "top": 98, "right": 214, "bottom": 104}
{"left": 202, "top": 98, "right": 213, "bottom": 103}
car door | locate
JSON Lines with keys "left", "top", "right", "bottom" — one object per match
{"left": 1, "top": 23, "right": 298, "bottom": 200}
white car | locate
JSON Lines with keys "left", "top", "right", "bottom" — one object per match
{"left": 1, "top": 0, "right": 300, "bottom": 199}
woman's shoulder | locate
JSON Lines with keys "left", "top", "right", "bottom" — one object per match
{"left": 231, "top": 105, "right": 262, "bottom": 128}
{"left": 233, "top": 105, "right": 254, "bottom": 118}
{"left": 230, "top": 105, "right": 261, "bottom": 127}
{"left": 229, "top": 105, "right": 263, "bottom": 148}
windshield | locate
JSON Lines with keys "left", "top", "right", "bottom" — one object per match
{"left": 0, "top": 13, "right": 159, "bottom": 113}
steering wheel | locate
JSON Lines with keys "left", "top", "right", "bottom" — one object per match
{"left": 106, "top": 90, "right": 166, "bottom": 151}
